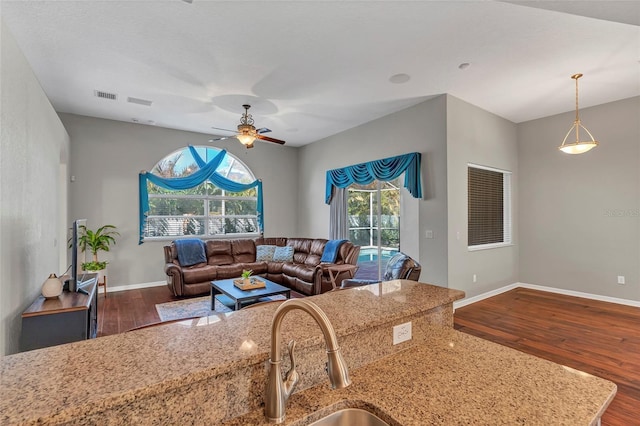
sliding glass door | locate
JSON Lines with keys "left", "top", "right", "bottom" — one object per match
{"left": 348, "top": 177, "right": 401, "bottom": 280}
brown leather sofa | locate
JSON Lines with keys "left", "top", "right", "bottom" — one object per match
{"left": 164, "top": 237, "right": 360, "bottom": 297}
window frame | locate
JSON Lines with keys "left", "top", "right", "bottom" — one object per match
{"left": 467, "top": 163, "right": 512, "bottom": 251}
{"left": 142, "top": 147, "right": 260, "bottom": 242}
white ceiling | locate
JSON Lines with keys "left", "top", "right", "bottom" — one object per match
{"left": 2, "top": 1, "right": 639, "bottom": 147}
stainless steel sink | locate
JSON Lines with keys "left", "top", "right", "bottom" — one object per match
{"left": 309, "top": 408, "right": 390, "bottom": 426}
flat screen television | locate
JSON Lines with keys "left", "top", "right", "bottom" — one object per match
{"left": 67, "top": 219, "right": 87, "bottom": 293}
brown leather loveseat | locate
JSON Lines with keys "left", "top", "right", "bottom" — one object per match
{"left": 164, "top": 237, "right": 360, "bottom": 297}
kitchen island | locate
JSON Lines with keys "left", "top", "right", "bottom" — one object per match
{"left": 224, "top": 327, "right": 616, "bottom": 425}
{"left": 0, "top": 281, "right": 615, "bottom": 425}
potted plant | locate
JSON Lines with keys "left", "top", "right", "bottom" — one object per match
{"left": 241, "top": 269, "right": 253, "bottom": 286}
{"left": 78, "top": 224, "right": 119, "bottom": 281}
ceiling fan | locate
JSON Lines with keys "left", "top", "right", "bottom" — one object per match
{"left": 208, "top": 104, "right": 286, "bottom": 149}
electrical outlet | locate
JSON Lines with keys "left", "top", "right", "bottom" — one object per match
{"left": 393, "top": 322, "right": 412, "bottom": 345}
{"left": 617, "top": 276, "right": 625, "bottom": 285}
{"left": 425, "top": 230, "right": 433, "bottom": 239}
{"left": 473, "top": 274, "right": 477, "bottom": 283}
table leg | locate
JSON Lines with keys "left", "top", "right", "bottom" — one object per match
{"left": 211, "top": 287, "right": 220, "bottom": 310}
{"left": 328, "top": 270, "right": 338, "bottom": 290}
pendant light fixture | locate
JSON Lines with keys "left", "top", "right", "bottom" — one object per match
{"left": 559, "top": 73, "right": 599, "bottom": 154}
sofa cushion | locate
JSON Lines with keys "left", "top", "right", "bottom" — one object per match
{"left": 206, "top": 240, "right": 234, "bottom": 266}
{"left": 214, "top": 264, "right": 245, "bottom": 280}
{"left": 182, "top": 265, "right": 217, "bottom": 284}
{"left": 306, "top": 239, "right": 327, "bottom": 266}
{"left": 266, "top": 262, "right": 284, "bottom": 274}
{"left": 288, "top": 239, "right": 311, "bottom": 264}
{"left": 256, "top": 245, "right": 277, "bottom": 262}
{"left": 232, "top": 239, "right": 257, "bottom": 263}
{"left": 273, "top": 246, "right": 294, "bottom": 262}
{"left": 239, "top": 262, "right": 268, "bottom": 275}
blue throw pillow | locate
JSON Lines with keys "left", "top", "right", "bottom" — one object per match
{"left": 272, "top": 246, "right": 294, "bottom": 262}
{"left": 256, "top": 245, "right": 277, "bottom": 261}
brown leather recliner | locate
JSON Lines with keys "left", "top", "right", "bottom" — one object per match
{"left": 340, "top": 252, "right": 421, "bottom": 288}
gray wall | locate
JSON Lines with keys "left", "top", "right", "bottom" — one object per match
{"left": 298, "top": 96, "right": 449, "bottom": 287}
{"left": 518, "top": 96, "right": 640, "bottom": 301}
{"left": 446, "top": 95, "right": 519, "bottom": 298}
{"left": 0, "top": 19, "right": 70, "bottom": 355}
{"left": 60, "top": 113, "right": 299, "bottom": 287}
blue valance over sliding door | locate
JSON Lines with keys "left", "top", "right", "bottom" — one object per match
{"left": 139, "top": 147, "right": 263, "bottom": 244}
{"left": 325, "top": 152, "right": 422, "bottom": 204}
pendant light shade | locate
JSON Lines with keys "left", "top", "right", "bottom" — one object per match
{"left": 559, "top": 73, "right": 599, "bottom": 154}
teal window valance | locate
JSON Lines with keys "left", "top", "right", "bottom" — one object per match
{"left": 325, "top": 152, "right": 422, "bottom": 204}
{"left": 139, "top": 146, "right": 264, "bottom": 244}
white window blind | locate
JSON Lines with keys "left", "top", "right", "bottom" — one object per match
{"left": 468, "top": 164, "right": 512, "bottom": 250}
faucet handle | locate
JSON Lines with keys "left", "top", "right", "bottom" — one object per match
{"left": 284, "top": 340, "right": 299, "bottom": 394}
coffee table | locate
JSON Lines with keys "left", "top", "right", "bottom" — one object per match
{"left": 210, "top": 278, "right": 291, "bottom": 311}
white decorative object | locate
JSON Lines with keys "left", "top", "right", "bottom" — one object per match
{"left": 41, "top": 273, "right": 62, "bottom": 299}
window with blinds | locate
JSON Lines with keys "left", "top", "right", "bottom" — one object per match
{"left": 468, "top": 164, "right": 512, "bottom": 250}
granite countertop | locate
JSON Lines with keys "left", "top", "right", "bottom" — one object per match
{"left": 0, "top": 280, "right": 464, "bottom": 424}
{"left": 225, "top": 327, "right": 617, "bottom": 426}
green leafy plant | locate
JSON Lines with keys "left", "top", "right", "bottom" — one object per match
{"left": 241, "top": 269, "right": 253, "bottom": 279}
{"left": 78, "top": 224, "right": 120, "bottom": 266}
{"left": 82, "top": 261, "right": 108, "bottom": 271}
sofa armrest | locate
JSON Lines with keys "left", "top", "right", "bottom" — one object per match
{"left": 164, "top": 263, "right": 184, "bottom": 297}
{"left": 311, "top": 265, "right": 326, "bottom": 295}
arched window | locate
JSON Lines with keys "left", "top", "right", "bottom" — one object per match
{"left": 142, "top": 146, "right": 260, "bottom": 240}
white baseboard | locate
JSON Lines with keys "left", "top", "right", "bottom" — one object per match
{"left": 107, "top": 281, "right": 166, "bottom": 293}
{"left": 454, "top": 282, "right": 640, "bottom": 310}
{"left": 453, "top": 283, "right": 519, "bottom": 309}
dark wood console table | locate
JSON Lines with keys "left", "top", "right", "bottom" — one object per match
{"left": 20, "top": 274, "right": 98, "bottom": 352}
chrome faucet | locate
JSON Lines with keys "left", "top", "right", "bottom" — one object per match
{"left": 265, "top": 299, "right": 351, "bottom": 423}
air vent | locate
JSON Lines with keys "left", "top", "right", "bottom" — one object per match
{"left": 127, "top": 97, "right": 153, "bottom": 107}
{"left": 94, "top": 90, "right": 117, "bottom": 100}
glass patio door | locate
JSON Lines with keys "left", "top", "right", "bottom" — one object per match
{"left": 347, "top": 177, "right": 401, "bottom": 280}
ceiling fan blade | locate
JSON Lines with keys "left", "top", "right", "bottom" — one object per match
{"left": 208, "top": 136, "right": 234, "bottom": 142}
{"left": 211, "top": 126, "right": 237, "bottom": 133}
{"left": 256, "top": 134, "right": 286, "bottom": 145}
{"left": 256, "top": 127, "right": 272, "bottom": 134}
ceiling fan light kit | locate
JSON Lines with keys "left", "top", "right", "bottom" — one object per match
{"left": 210, "top": 104, "right": 285, "bottom": 149}
{"left": 558, "top": 73, "right": 599, "bottom": 155}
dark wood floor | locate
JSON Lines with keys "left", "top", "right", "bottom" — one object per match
{"left": 454, "top": 287, "right": 640, "bottom": 426}
{"left": 97, "top": 286, "right": 179, "bottom": 336}
{"left": 99, "top": 285, "right": 639, "bottom": 424}
{"left": 97, "top": 285, "right": 305, "bottom": 336}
